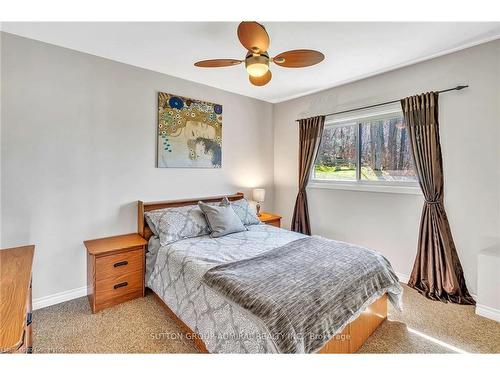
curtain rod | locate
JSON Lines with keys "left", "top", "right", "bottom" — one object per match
{"left": 295, "top": 85, "right": 469, "bottom": 122}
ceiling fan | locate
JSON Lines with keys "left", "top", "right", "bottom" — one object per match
{"left": 194, "top": 22, "right": 325, "bottom": 87}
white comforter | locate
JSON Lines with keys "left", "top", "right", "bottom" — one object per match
{"left": 146, "top": 224, "right": 304, "bottom": 353}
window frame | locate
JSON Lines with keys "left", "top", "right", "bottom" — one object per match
{"left": 309, "top": 104, "right": 421, "bottom": 195}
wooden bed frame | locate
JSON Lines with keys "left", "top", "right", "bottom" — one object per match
{"left": 138, "top": 192, "right": 387, "bottom": 354}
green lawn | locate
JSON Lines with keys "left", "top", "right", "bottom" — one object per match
{"left": 314, "top": 165, "right": 387, "bottom": 181}
{"left": 314, "top": 165, "right": 356, "bottom": 180}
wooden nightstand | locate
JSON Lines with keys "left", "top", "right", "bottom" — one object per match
{"left": 259, "top": 212, "right": 282, "bottom": 228}
{"left": 84, "top": 233, "right": 147, "bottom": 313}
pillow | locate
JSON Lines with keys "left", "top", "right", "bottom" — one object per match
{"left": 225, "top": 197, "right": 261, "bottom": 226}
{"left": 144, "top": 214, "right": 160, "bottom": 236}
{"left": 198, "top": 201, "right": 246, "bottom": 238}
{"left": 145, "top": 205, "right": 210, "bottom": 246}
{"left": 144, "top": 201, "right": 221, "bottom": 236}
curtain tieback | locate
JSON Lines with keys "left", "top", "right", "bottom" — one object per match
{"left": 424, "top": 200, "right": 440, "bottom": 205}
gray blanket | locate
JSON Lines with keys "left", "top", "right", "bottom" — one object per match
{"left": 203, "top": 236, "right": 403, "bottom": 353}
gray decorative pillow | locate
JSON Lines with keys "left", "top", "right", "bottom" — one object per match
{"left": 144, "top": 214, "right": 160, "bottom": 236}
{"left": 198, "top": 201, "right": 246, "bottom": 238}
{"left": 226, "top": 197, "right": 261, "bottom": 226}
{"left": 145, "top": 205, "right": 210, "bottom": 246}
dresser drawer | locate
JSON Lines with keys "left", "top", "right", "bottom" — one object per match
{"left": 95, "top": 247, "right": 143, "bottom": 281}
{"left": 0, "top": 246, "right": 34, "bottom": 353}
{"left": 95, "top": 270, "right": 143, "bottom": 305}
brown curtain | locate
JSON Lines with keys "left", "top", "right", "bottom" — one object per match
{"left": 291, "top": 116, "right": 325, "bottom": 235}
{"left": 401, "top": 92, "right": 474, "bottom": 305}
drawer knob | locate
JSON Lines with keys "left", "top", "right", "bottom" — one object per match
{"left": 113, "top": 260, "right": 128, "bottom": 267}
{"left": 114, "top": 282, "right": 128, "bottom": 289}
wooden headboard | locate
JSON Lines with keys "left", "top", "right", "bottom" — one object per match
{"left": 138, "top": 192, "right": 244, "bottom": 241}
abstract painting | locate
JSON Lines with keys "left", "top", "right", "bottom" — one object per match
{"left": 157, "top": 92, "right": 222, "bottom": 168}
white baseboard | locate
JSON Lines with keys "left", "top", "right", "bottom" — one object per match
{"left": 476, "top": 304, "right": 500, "bottom": 322}
{"left": 33, "top": 286, "right": 87, "bottom": 310}
{"left": 396, "top": 272, "right": 410, "bottom": 284}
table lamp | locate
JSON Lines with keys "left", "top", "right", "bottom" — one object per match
{"left": 252, "top": 188, "right": 266, "bottom": 217}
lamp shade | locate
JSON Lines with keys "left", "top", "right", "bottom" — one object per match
{"left": 252, "top": 188, "right": 266, "bottom": 203}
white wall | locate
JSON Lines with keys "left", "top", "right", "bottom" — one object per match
{"left": 0, "top": 33, "right": 274, "bottom": 301}
{"left": 274, "top": 40, "right": 500, "bottom": 294}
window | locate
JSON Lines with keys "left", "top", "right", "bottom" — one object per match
{"left": 311, "top": 106, "right": 419, "bottom": 193}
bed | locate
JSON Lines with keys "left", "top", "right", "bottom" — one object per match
{"left": 138, "top": 193, "right": 402, "bottom": 353}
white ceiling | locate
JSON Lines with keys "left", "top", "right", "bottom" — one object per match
{"left": 2, "top": 22, "right": 500, "bottom": 103}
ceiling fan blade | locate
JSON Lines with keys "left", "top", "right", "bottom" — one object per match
{"left": 194, "top": 59, "right": 242, "bottom": 68}
{"left": 249, "top": 70, "right": 272, "bottom": 86}
{"left": 273, "top": 49, "right": 324, "bottom": 68}
{"left": 237, "top": 22, "right": 270, "bottom": 53}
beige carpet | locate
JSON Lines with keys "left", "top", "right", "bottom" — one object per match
{"left": 32, "top": 285, "right": 500, "bottom": 354}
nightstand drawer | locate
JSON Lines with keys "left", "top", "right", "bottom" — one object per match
{"left": 95, "top": 247, "right": 143, "bottom": 281}
{"left": 95, "top": 270, "right": 143, "bottom": 304}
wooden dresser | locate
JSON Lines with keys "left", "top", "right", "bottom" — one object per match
{"left": 85, "top": 233, "right": 147, "bottom": 313}
{"left": 0, "top": 245, "right": 35, "bottom": 354}
{"left": 259, "top": 212, "right": 282, "bottom": 228}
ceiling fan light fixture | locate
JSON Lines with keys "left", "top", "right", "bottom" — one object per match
{"left": 245, "top": 55, "right": 269, "bottom": 77}
{"left": 194, "top": 22, "right": 325, "bottom": 86}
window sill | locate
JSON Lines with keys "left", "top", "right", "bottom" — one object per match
{"left": 308, "top": 181, "right": 422, "bottom": 195}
